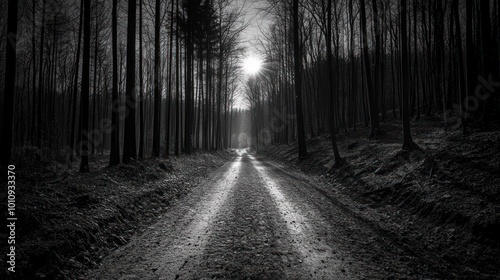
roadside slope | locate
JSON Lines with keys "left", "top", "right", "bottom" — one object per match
{"left": 258, "top": 116, "right": 500, "bottom": 278}
{"left": 0, "top": 151, "right": 234, "bottom": 280}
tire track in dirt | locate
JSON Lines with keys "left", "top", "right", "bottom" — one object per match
{"left": 87, "top": 158, "right": 242, "bottom": 279}
{"left": 187, "top": 154, "right": 300, "bottom": 279}
{"left": 92, "top": 151, "right": 441, "bottom": 279}
{"left": 154, "top": 158, "right": 243, "bottom": 279}
{"left": 250, "top": 154, "right": 351, "bottom": 279}
{"left": 185, "top": 153, "right": 348, "bottom": 279}
{"left": 254, "top": 154, "right": 447, "bottom": 279}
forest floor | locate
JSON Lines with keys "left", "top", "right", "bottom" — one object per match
{"left": 85, "top": 114, "right": 499, "bottom": 279}
{"left": 1, "top": 115, "right": 499, "bottom": 280}
{"left": 258, "top": 115, "right": 500, "bottom": 279}
{"left": 0, "top": 150, "right": 235, "bottom": 279}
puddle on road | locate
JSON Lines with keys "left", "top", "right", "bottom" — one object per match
{"left": 248, "top": 154, "right": 342, "bottom": 278}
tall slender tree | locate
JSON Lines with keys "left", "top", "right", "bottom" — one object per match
{"left": 123, "top": 0, "right": 138, "bottom": 163}
{"left": 79, "top": 0, "right": 91, "bottom": 172}
{"left": 30, "top": 0, "right": 36, "bottom": 144}
{"left": 400, "top": 0, "right": 419, "bottom": 151}
{"left": 371, "top": 0, "right": 382, "bottom": 134}
{"left": 183, "top": 0, "right": 201, "bottom": 154}
{"left": 69, "top": 0, "right": 84, "bottom": 163}
{"left": 360, "top": 0, "right": 380, "bottom": 138}
{"left": 327, "top": 0, "right": 343, "bottom": 166}
{"left": 165, "top": 0, "right": 176, "bottom": 157}
{"left": 152, "top": 0, "right": 162, "bottom": 157}
{"left": 109, "top": 0, "right": 120, "bottom": 166}
{"left": 139, "top": 0, "right": 145, "bottom": 159}
{"left": 452, "top": 0, "right": 466, "bottom": 134}
{"left": 0, "top": 0, "right": 18, "bottom": 165}
{"left": 465, "top": 0, "right": 476, "bottom": 133}
{"left": 175, "top": 0, "right": 180, "bottom": 156}
{"left": 293, "top": 0, "right": 307, "bottom": 159}
{"left": 37, "top": 0, "right": 47, "bottom": 149}
{"left": 479, "top": 0, "right": 497, "bottom": 127}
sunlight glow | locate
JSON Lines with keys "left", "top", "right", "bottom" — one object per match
{"left": 242, "top": 56, "right": 263, "bottom": 75}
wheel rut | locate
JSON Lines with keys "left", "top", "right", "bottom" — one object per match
{"left": 87, "top": 151, "right": 441, "bottom": 279}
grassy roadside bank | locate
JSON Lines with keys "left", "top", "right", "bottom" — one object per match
{"left": 0, "top": 151, "right": 234, "bottom": 279}
{"left": 258, "top": 116, "right": 500, "bottom": 278}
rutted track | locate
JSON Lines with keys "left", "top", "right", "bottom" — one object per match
{"left": 88, "top": 151, "right": 444, "bottom": 279}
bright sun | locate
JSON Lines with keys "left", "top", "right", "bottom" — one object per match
{"left": 242, "top": 56, "right": 263, "bottom": 75}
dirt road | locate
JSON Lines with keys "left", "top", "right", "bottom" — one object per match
{"left": 87, "top": 151, "right": 443, "bottom": 279}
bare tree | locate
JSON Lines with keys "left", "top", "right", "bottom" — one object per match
{"left": 152, "top": 0, "right": 162, "bottom": 157}
{"left": 326, "top": 0, "right": 343, "bottom": 166}
{"left": 79, "top": 0, "right": 91, "bottom": 172}
{"left": 69, "top": 0, "right": 84, "bottom": 164}
{"left": 400, "top": 0, "right": 419, "bottom": 151}
{"left": 0, "top": 0, "right": 18, "bottom": 164}
{"left": 360, "top": 0, "right": 380, "bottom": 138}
{"left": 109, "top": 0, "right": 120, "bottom": 166}
{"left": 123, "top": 0, "right": 138, "bottom": 163}
{"left": 138, "top": 0, "right": 145, "bottom": 160}
{"left": 293, "top": 0, "right": 307, "bottom": 159}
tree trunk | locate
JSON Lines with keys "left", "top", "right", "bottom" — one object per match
{"left": 479, "top": 0, "right": 497, "bottom": 127}
{"left": 452, "top": 0, "right": 466, "bottom": 133}
{"left": 293, "top": 0, "right": 307, "bottom": 159}
{"left": 79, "top": 0, "right": 91, "bottom": 172}
{"left": 91, "top": 12, "right": 99, "bottom": 155}
{"left": 184, "top": 1, "right": 199, "bottom": 154}
{"left": 327, "top": 0, "right": 343, "bottom": 165}
{"left": 360, "top": 0, "right": 380, "bottom": 137}
{"left": 0, "top": 0, "right": 18, "bottom": 164}
{"left": 37, "top": 0, "right": 47, "bottom": 150}
{"left": 69, "top": 0, "right": 84, "bottom": 164}
{"left": 139, "top": 0, "right": 145, "bottom": 160}
{"left": 175, "top": 0, "right": 180, "bottom": 156}
{"left": 30, "top": 0, "right": 36, "bottom": 144}
{"left": 401, "top": 0, "right": 419, "bottom": 151}
{"left": 123, "top": 0, "right": 137, "bottom": 163}
{"left": 152, "top": 0, "right": 161, "bottom": 157}
{"left": 165, "top": 0, "right": 175, "bottom": 157}
{"left": 109, "top": 0, "right": 121, "bottom": 166}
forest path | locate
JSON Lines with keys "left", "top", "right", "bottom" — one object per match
{"left": 87, "top": 151, "right": 439, "bottom": 279}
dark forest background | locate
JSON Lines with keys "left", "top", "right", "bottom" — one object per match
{"left": 0, "top": 0, "right": 499, "bottom": 169}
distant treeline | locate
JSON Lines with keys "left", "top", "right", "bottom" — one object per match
{"left": 245, "top": 0, "right": 499, "bottom": 162}
{"left": 0, "top": 0, "right": 247, "bottom": 170}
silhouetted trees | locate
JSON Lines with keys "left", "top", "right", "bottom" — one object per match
{"left": 79, "top": 0, "right": 90, "bottom": 172}
{"left": 0, "top": 0, "right": 18, "bottom": 164}
{"left": 0, "top": 0, "right": 246, "bottom": 170}
{"left": 293, "top": 0, "right": 307, "bottom": 159}
{"left": 152, "top": 0, "right": 162, "bottom": 158}
{"left": 244, "top": 0, "right": 499, "bottom": 162}
{"left": 1, "top": 0, "right": 499, "bottom": 170}
{"left": 400, "top": 0, "right": 419, "bottom": 151}
{"left": 109, "top": 0, "right": 120, "bottom": 166}
{"left": 122, "top": 0, "right": 137, "bottom": 164}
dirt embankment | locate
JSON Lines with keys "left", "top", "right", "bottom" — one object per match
{"left": 0, "top": 151, "right": 234, "bottom": 280}
{"left": 258, "top": 116, "right": 500, "bottom": 278}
